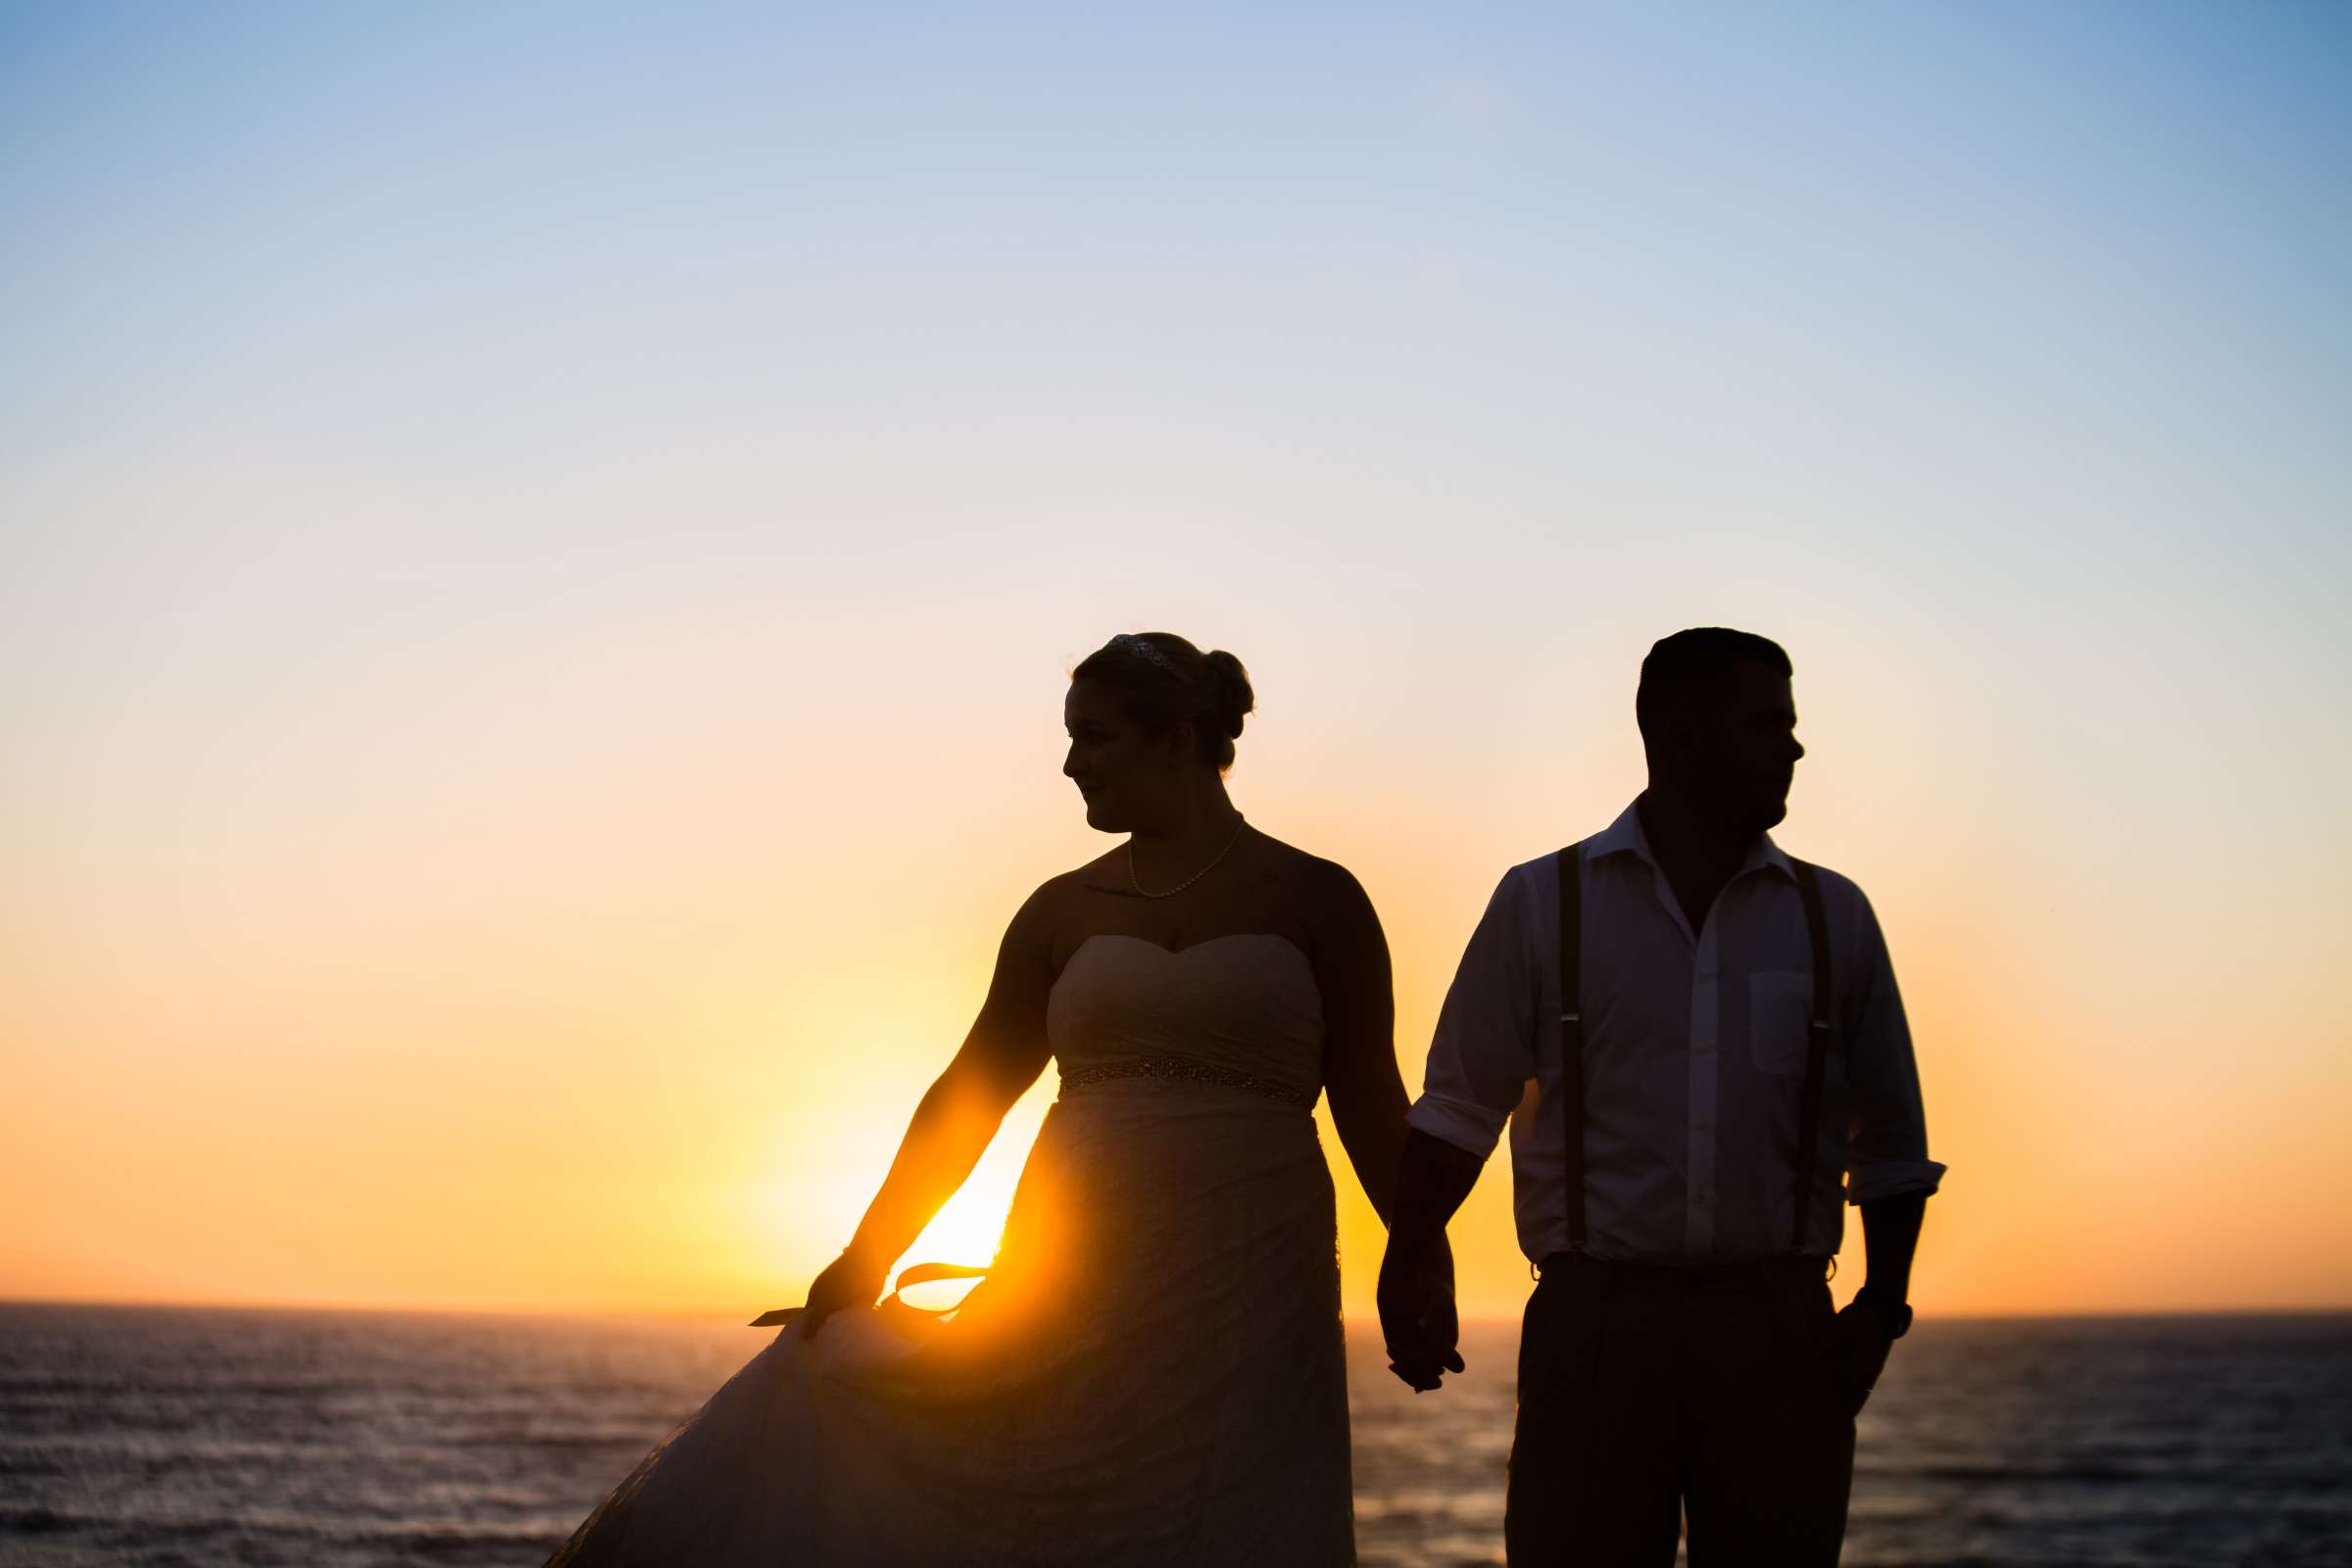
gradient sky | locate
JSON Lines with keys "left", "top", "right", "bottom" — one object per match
{"left": 4, "top": 2, "right": 2347, "bottom": 1320}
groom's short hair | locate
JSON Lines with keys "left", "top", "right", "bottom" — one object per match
{"left": 1636, "top": 627, "right": 1792, "bottom": 745}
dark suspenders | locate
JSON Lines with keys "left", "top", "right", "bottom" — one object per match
{"left": 1555, "top": 844, "right": 1588, "bottom": 1252}
{"left": 1788, "top": 859, "right": 1835, "bottom": 1253}
{"left": 1554, "top": 844, "right": 1836, "bottom": 1257}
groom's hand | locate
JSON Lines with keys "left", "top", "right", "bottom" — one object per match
{"left": 1826, "top": 1298, "right": 1895, "bottom": 1415}
{"left": 1377, "top": 1226, "right": 1465, "bottom": 1392}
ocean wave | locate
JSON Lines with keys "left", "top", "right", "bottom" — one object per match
{"left": 0, "top": 1506, "right": 82, "bottom": 1534}
{"left": 0, "top": 1504, "right": 566, "bottom": 1550}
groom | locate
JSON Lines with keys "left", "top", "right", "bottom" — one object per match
{"left": 1378, "top": 628, "right": 1945, "bottom": 1565}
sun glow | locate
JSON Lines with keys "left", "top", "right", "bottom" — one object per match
{"left": 896, "top": 1089, "right": 1054, "bottom": 1283}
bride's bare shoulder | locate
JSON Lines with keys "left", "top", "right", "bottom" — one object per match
{"left": 1013, "top": 852, "right": 1127, "bottom": 925}
{"left": 1052, "top": 847, "right": 1127, "bottom": 898}
{"left": 1245, "top": 830, "right": 1367, "bottom": 902}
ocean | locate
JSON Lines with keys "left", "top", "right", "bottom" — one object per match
{"left": 1, "top": 1303, "right": 2345, "bottom": 1566}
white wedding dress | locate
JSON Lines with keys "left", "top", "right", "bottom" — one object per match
{"left": 547, "top": 933, "right": 1355, "bottom": 1566}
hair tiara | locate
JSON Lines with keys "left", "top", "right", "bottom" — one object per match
{"left": 1110, "top": 633, "right": 1183, "bottom": 678}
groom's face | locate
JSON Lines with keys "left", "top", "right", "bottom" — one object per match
{"left": 1695, "top": 662, "right": 1805, "bottom": 835}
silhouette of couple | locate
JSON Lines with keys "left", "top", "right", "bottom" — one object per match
{"left": 549, "top": 628, "right": 1944, "bottom": 1567}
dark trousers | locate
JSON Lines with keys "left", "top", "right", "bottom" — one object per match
{"left": 1505, "top": 1254, "right": 1855, "bottom": 1567}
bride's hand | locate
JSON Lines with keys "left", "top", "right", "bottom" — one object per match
{"left": 1377, "top": 1227, "right": 1466, "bottom": 1393}
{"left": 797, "top": 1250, "right": 889, "bottom": 1340}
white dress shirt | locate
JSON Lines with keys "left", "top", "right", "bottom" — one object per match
{"left": 1409, "top": 800, "right": 1945, "bottom": 1266}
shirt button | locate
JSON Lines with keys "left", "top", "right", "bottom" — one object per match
{"left": 1695, "top": 1043, "right": 1711, "bottom": 1057}
{"left": 1695, "top": 1192, "right": 1711, "bottom": 1206}
{"left": 1693, "top": 1120, "right": 1711, "bottom": 1133}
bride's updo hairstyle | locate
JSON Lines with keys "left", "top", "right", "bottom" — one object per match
{"left": 1072, "top": 632, "right": 1255, "bottom": 772}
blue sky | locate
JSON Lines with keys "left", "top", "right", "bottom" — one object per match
{"left": 3, "top": 3, "right": 2347, "bottom": 1312}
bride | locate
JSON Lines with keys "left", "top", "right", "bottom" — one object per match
{"left": 549, "top": 632, "right": 1417, "bottom": 1566}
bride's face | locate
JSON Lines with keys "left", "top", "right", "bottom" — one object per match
{"left": 1062, "top": 679, "right": 1188, "bottom": 833}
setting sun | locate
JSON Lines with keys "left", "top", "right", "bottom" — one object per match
{"left": 3, "top": 1, "right": 2344, "bottom": 1340}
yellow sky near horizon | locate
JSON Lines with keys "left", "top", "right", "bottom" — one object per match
{"left": 6, "top": 597, "right": 2347, "bottom": 1324}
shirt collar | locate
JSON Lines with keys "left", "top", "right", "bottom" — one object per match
{"left": 1587, "top": 795, "right": 1795, "bottom": 883}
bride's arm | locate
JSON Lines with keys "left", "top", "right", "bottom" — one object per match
{"left": 1308, "top": 860, "right": 1409, "bottom": 1226}
{"left": 798, "top": 888, "right": 1057, "bottom": 1337}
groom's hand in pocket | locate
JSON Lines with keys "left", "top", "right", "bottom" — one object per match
{"left": 1377, "top": 1227, "right": 1465, "bottom": 1393}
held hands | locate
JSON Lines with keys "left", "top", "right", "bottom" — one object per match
{"left": 1376, "top": 1227, "right": 1466, "bottom": 1393}
{"left": 796, "top": 1249, "right": 889, "bottom": 1341}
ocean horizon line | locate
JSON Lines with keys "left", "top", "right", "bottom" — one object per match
{"left": 6, "top": 1294, "right": 2349, "bottom": 1327}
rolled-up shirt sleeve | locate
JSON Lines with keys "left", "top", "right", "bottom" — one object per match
{"left": 1408, "top": 866, "right": 1543, "bottom": 1160}
{"left": 1840, "top": 889, "right": 1947, "bottom": 1204}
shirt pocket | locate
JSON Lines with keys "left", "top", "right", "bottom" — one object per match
{"left": 1748, "top": 970, "right": 1815, "bottom": 1076}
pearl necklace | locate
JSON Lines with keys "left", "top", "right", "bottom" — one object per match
{"left": 1129, "top": 817, "right": 1248, "bottom": 900}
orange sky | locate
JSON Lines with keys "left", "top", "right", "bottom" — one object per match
{"left": 6, "top": 612, "right": 2346, "bottom": 1321}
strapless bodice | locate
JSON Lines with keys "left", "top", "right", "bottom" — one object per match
{"left": 1045, "top": 933, "right": 1325, "bottom": 1109}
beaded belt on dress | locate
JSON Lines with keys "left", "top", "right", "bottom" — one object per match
{"left": 1058, "top": 1056, "right": 1318, "bottom": 1110}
